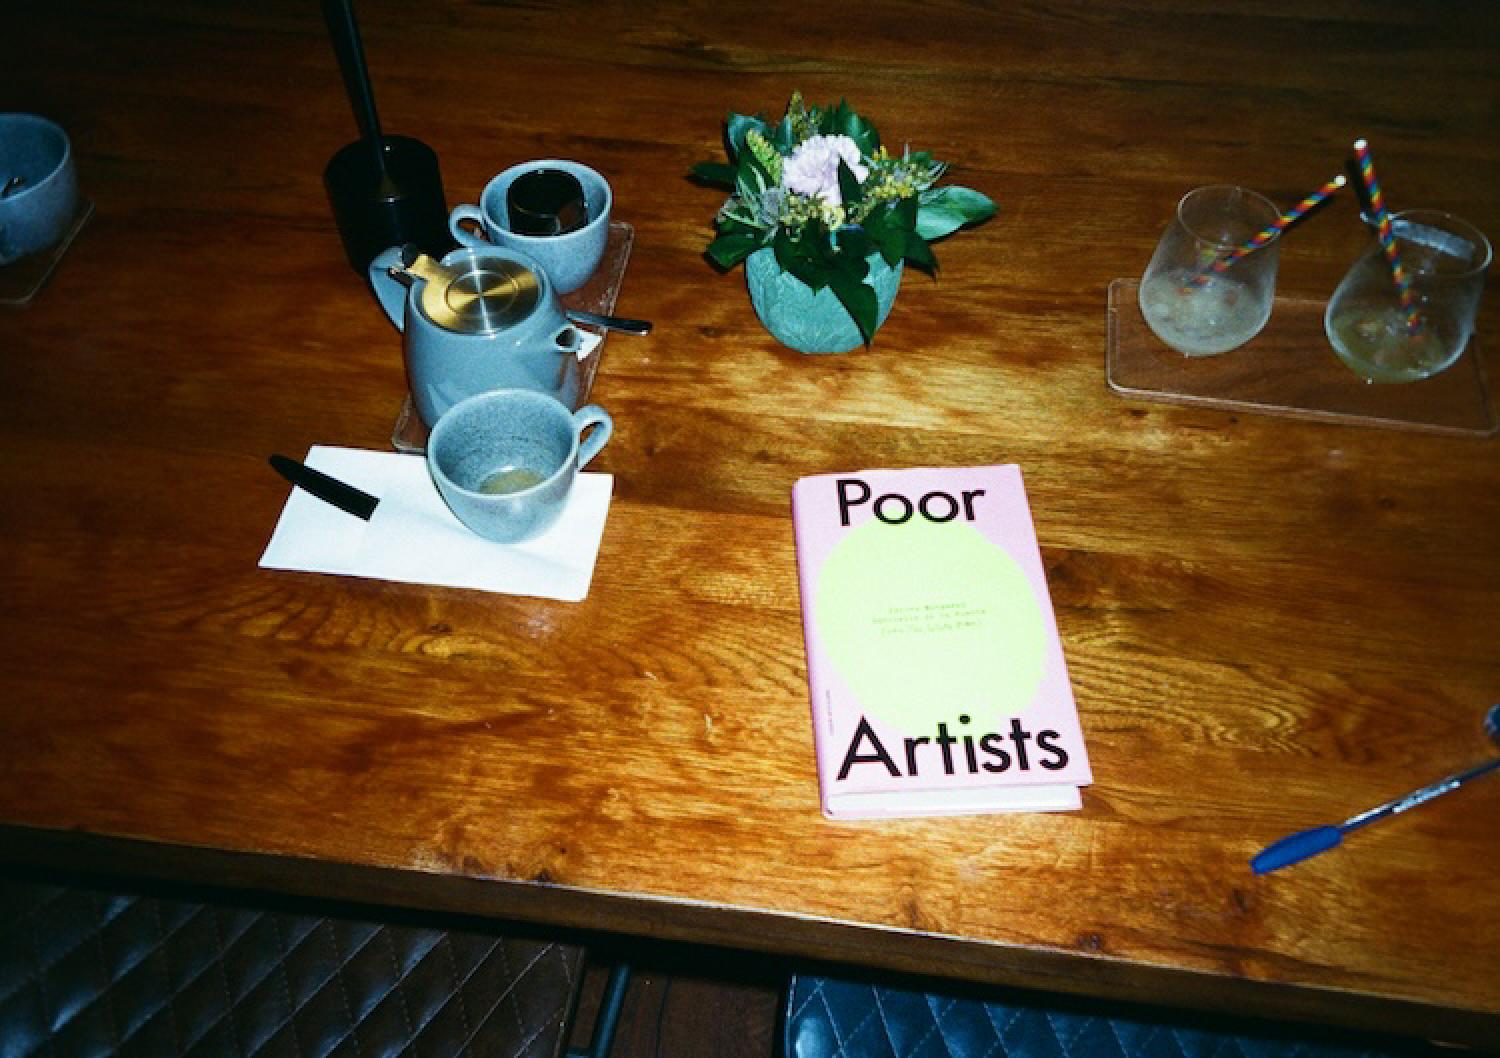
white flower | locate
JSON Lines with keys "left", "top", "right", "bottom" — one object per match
{"left": 781, "top": 134, "right": 868, "bottom": 207}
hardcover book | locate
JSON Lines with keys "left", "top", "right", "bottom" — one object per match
{"left": 791, "top": 465, "right": 1092, "bottom": 820}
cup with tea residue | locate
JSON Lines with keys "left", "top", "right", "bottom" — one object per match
{"left": 1324, "top": 210, "right": 1491, "bottom": 383}
{"left": 1138, "top": 185, "right": 1281, "bottom": 356}
{"left": 426, "top": 388, "right": 612, "bottom": 544}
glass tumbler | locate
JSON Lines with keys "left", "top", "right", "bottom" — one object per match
{"left": 1324, "top": 210, "right": 1491, "bottom": 383}
{"left": 1139, "top": 185, "right": 1281, "bottom": 356}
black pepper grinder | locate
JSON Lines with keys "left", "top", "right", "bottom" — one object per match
{"left": 321, "top": 0, "right": 453, "bottom": 274}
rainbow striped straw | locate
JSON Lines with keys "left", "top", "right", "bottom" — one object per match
{"left": 1191, "top": 174, "right": 1348, "bottom": 286}
{"left": 1351, "top": 138, "right": 1422, "bottom": 333}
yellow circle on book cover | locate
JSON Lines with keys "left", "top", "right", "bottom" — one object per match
{"left": 814, "top": 516, "right": 1048, "bottom": 731}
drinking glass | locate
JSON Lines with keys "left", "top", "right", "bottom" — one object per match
{"left": 1324, "top": 210, "right": 1491, "bottom": 383}
{"left": 1139, "top": 185, "right": 1281, "bottom": 356}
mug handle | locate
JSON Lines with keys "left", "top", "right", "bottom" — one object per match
{"left": 573, "top": 405, "right": 613, "bottom": 469}
{"left": 449, "top": 204, "right": 490, "bottom": 249}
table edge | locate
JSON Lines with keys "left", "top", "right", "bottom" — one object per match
{"left": 0, "top": 823, "right": 1489, "bottom": 1047}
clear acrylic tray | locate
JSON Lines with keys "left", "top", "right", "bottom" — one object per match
{"left": 1106, "top": 278, "right": 1496, "bottom": 437}
{"left": 392, "top": 221, "right": 636, "bottom": 453}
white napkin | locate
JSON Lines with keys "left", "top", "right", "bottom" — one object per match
{"left": 259, "top": 445, "right": 612, "bottom": 602}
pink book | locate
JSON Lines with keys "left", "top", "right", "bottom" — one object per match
{"left": 791, "top": 465, "right": 1092, "bottom": 820}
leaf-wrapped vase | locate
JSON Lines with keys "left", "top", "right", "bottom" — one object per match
{"left": 744, "top": 248, "right": 903, "bottom": 354}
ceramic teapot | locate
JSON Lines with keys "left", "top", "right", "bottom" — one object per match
{"left": 369, "top": 244, "right": 584, "bottom": 427}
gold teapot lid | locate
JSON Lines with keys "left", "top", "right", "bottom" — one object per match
{"left": 399, "top": 251, "right": 543, "bottom": 334}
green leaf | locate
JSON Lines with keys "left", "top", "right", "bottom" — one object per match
{"left": 772, "top": 229, "right": 801, "bottom": 264}
{"left": 717, "top": 216, "right": 761, "bottom": 237}
{"left": 773, "top": 227, "right": 805, "bottom": 257}
{"left": 863, "top": 207, "right": 907, "bottom": 266}
{"left": 827, "top": 269, "right": 879, "bottom": 344}
{"left": 890, "top": 194, "right": 919, "bottom": 233}
{"left": 774, "top": 232, "right": 829, "bottom": 290}
{"left": 834, "top": 228, "right": 873, "bottom": 274}
{"left": 915, "top": 186, "right": 997, "bottom": 240}
{"left": 816, "top": 101, "right": 840, "bottom": 136}
{"left": 726, "top": 113, "right": 770, "bottom": 159}
{"left": 836, "top": 159, "right": 864, "bottom": 210}
{"left": 902, "top": 230, "right": 938, "bottom": 274}
{"left": 772, "top": 230, "right": 799, "bottom": 268}
{"left": 706, "top": 231, "right": 761, "bottom": 269}
{"left": 769, "top": 115, "right": 797, "bottom": 153}
{"left": 834, "top": 106, "right": 880, "bottom": 156}
{"left": 735, "top": 151, "right": 772, "bottom": 202}
{"left": 691, "top": 161, "right": 736, "bottom": 187}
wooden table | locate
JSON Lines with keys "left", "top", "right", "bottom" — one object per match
{"left": 3, "top": 0, "right": 1498, "bottom": 1047}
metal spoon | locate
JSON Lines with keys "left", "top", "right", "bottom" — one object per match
{"left": 1252, "top": 703, "right": 1500, "bottom": 874}
{"left": 565, "top": 309, "right": 652, "bottom": 336}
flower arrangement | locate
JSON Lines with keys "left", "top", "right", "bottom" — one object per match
{"left": 694, "top": 92, "right": 997, "bottom": 345}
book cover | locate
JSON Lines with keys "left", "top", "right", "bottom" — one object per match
{"left": 791, "top": 465, "right": 1092, "bottom": 820}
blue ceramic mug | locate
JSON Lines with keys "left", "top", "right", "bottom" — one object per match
{"left": 448, "top": 159, "right": 611, "bottom": 294}
{"left": 0, "top": 114, "right": 78, "bottom": 265}
{"left": 427, "top": 388, "right": 612, "bottom": 544}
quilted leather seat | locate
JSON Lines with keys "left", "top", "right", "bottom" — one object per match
{"left": 0, "top": 870, "right": 588, "bottom": 1058}
{"left": 783, "top": 973, "right": 1453, "bottom": 1058}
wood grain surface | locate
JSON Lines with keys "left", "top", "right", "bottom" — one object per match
{"left": 2, "top": 0, "right": 1498, "bottom": 1046}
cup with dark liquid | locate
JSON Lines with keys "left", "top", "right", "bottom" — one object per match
{"left": 448, "top": 159, "right": 611, "bottom": 293}
{"left": 426, "top": 388, "right": 612, "bottom": 544}
{"left": 507, "top": 168, "right": 588, "bottom": 236}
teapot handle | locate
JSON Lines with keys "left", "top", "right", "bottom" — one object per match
{"left": 367, "top": 245, "right": 409, "bottom": 332}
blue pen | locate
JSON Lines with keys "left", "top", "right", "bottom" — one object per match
{"left": 1252, "top": 703, "right": 1500, "bottom": 875}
